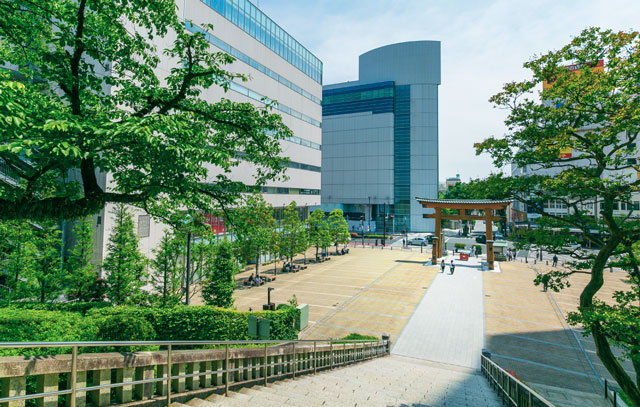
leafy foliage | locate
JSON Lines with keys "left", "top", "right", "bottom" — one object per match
{"left": 278, "top": 201, "right": 308, "bottom": 262}
{"left": 31, "top": 222, "right": 64, "bottom": 303}
{"left": 150, "top": 231, "right": 184, "bottom": 307}
{"left": 103, "top": 204, "right": 147, "bottom": 305}
{"left": 66, "top": 218, "right": 102, "bottom": 301}
{"left": 231, "top": 195, "right": 276, "bottom": 275}
{"left": 476, "top": 28, "right": 640, "bottom": 404}
{"left": 307, "top": 209, "right": 331, "bottom": 261}
{"left": 327, "top": 209, "right": 350, "bottom": 254}
{"left": 201, "top": 240, "right": 237, "bottom": 308}
{"left": 0, "top": 220, "right": 37, "bottom": 301}
{"left": 0, "top": 0, "right": 291, "bottom": 222}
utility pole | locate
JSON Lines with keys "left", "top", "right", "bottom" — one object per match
{"left": 368, "top": 196, "right": 371, "bottom": 233}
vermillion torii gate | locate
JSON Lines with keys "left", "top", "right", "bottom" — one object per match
{"left": 416, "top": 198, "right": 511, "bottom": 270}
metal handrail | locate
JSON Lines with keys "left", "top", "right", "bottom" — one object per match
{"left": 481, "top": 355, "right": 555, "bottom": 407}
{"left": 0, "top": 338, "right": 389, "bottom": 406}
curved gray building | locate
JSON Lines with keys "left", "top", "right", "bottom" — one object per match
{"left": 321, "top": 41, "right": 440, "bottom": 232}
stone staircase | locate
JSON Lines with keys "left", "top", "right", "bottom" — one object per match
{"left": 173, "top": 355, "right": 502, "bottom": 407}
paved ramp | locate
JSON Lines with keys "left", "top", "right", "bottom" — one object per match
{"left": 392, "top": 257, "right": 485, "bottom": 369}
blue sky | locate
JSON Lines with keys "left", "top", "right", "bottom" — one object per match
{"left": 256, "top": 0, "right": 640, "bottom": 182}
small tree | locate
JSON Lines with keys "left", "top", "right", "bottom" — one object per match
{"left": 201, "top": 240, "right": 237, "bottom": 308}
{"left": 0, "top": 220, "right": 37, "bottom": 302}
{"left": 231, "top": 195, "right": 276, "bottom": 276}
{"left": 327, "top": 209, "right": 350, "bottom": 254}
{"left": 279, "top": 202, "right": 307, "bottom": 264}
{"left": 32, "top": 222, "right": 64, "bottom": 303}
{"left": 65, "top": 218, "right": 98, "bottom": 301}
{"left": 103, "top": 204, "right": 147, "bottom": 305}
{"left": 307, "top": 209, "right": 331, "bottom": 261}
{"left": 150, "top": 231, "right": 184, "bottom": 307}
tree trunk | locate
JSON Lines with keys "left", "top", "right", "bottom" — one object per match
{"left": 581, "top": 235, "right": 640, "bottom": 405}
{"left": 315, "top": 245, "right": 319, "bottom": 261}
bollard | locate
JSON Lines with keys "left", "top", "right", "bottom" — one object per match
{"left": 546, "top": 260, "right": 548, "bottom": 266}
{"left": 534, "top": 259, "right": 536, "bottom": 264}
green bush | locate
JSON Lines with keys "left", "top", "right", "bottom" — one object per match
{"left": 88, "top": 305, "right": 299, "bottom": 341}
{"left": 0, "top": 309, "right": 99, "bottom": 356}
{"left": 333, "top": 333, "right": 379, "bottom": 344}
{"left": 5, "top": 302, "right": 111, "bottom": 315}
{"left": 474, "top": 245, "right": 483, "bottom": 254}
{"left": 95, "top": 314, "right": 157, "bottom": 352}
{"left": 454, "top": 243, "right": 466, "bottom": 250}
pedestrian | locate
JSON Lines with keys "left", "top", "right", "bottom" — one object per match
{"left": 552, "top": 255, "right": 558, "bottom": 267}
{"left": 440, "top": 259, "right": 445, "bottom": 273}
{"left": 542, "top": 274, "right": 550, "bottom": 292}
{"left": 450, "top": 259, "right": 455, "bottom": 275}
{"left": 403, "top": 238, "right": 406, "bottom": 247}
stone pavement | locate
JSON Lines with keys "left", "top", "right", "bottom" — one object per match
{"left": 391, "top": 254, "right": 486, "bottom": 369}
{"left": 181, "top": 356, "right": 502, "bottom": 407}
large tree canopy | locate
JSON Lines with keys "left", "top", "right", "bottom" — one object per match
{"left": 476, "top": 28, "right": 640, "bottom": 404}
{"left": 0, "top": 0, "right": 291, "bottom": 221}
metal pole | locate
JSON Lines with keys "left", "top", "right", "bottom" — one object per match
{"left": 70, "top": 346, "right": 77, "bottom": 407}
{"left": 185, "top": 231, "right": 191, "bottom": 305}
{"left": 313, "top": 341, "right": 317, "bottom": 375}
{"left": 166, "top": 344, "right": 172, "bottom": 407}
{"left": 383, "top": 203, "right": 387, "bottom": 246}
{"left": 263, "top": 343, "right": 268, "bottom": 387}
{"left": 224, "top": 344, "right": 229, "bottom": 396}
{"left": 368, "top": 196, "right": 371, "bottom": 233}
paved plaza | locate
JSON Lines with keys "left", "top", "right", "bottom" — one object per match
{"left": 225, "top": 247, "right": 632, "bottom": 406}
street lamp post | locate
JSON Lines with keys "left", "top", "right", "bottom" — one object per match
{"left": 360, "top": 216, "right": 365, "bottom": 248}
{"left": 185, "top": 230, "right": 192, "bottom": 305}
{"left": 368, "top": 196, "right": 371, "bottom": 233}
{"left": 382, "top": 203, "right": 387, "bottom": 246}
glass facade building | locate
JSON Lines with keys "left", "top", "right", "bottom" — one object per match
{"left": 198, "top": 0, "right": 322, "bottom": 83}
{"left": 321, "top": 41, "right": 440, "bottom": 232}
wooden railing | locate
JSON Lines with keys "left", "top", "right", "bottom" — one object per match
{"left": 481, "top": 355, "right": 555, "bottom": 407}
{"left": 0, "top": 339, "right": 389, "bottom": 407}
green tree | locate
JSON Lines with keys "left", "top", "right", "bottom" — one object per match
{"left": 32, "top": 222, "right": 64, "bottom": 303}
{"left": 188, "top": 233, "right": 218, "bottom": 303}
{"left": 103, "top": 204, "right": 147, "bottom": 305}
{"left": 0, "top": 0, "right": 291, "bottom": 222}
{"left": 476, "top": 28, "right": 640, "bottom": 404}
{"left": 65, "top": 218, "right": 98, "bottom": 301}
{"left": 0, "top": 220, "right": 37, "bottom": 302}
{"left": 150, "top": 231, "right": 184, "bottom": 307}
{"left": 201, "top": 240, "right": 237, "bottom": 308}
{"left": 279, "top": 202, "right": 307, "bottom": 264}
{"left": 307, "top": 209, "right": 331, "bottom": 261}
{"left": 231, "top": 195, "right": 276, "bottom": 276}
{"left": 327, "top": 209, "right": 350, "bottom": 254}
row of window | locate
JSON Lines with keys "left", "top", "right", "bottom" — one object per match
{"left": 235, "top": 151, "right": 320, "bottom": 172}
{"left": 198, "top": 0, "right": 322, "bottom": 83}
{"left": 185, "top": 22, "right": 321, "bottom": 105}
{"left": 249, "top": 185, "right": 320, "bottom": 195}
{"left": 228, "top": 81, "right": 321, "bottom": 128}
{"left": 541, "top": 200, "right": 640, "bottom": 211}
{"left": 322, "top": 87, "right": 394, "bottom": 105}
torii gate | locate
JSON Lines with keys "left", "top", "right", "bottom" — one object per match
{"left": 416, "top": 198, "right": 511, "bottom": 270}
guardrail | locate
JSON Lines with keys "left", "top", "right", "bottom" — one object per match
{"left": 0, "top": 338, "right": 389, "bottom": 407}
{"left": 481, "top": 355, "right": 555, "bottom": 407}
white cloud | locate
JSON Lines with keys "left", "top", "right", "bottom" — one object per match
{"left": 258, "top": 0, "right": 640, "bottom": 181}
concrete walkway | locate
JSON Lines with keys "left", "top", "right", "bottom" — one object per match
{"left": 392, "top": 255, "right": 485, "bottom": 369}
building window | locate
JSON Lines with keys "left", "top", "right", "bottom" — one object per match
{"left": 138, "top": 215, "right": 150, "bottom": 238}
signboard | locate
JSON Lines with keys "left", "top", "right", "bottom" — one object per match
{"left": 543, "top": 59, "right": 604, "bottom": 90}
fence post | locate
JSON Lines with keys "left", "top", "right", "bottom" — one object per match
{"left": 263, "top": 343, "right": 268, "bottom": 387}
{"left": 70, "top": 346, "right": 78, "bottom": 407}
{"left": 224, "top": 344, "right": 229, "bottom": 397}
{"left": 292, "top": 342, "right": 296, "bottom": 379}
{"left": 313, "top": 341, "right": 317, "bottom": 375}
{"left": 330, "top": 340, "right": 334, "bottom": 369}
{"left": 166, "top": 344, "right": 172, "bottom": 407}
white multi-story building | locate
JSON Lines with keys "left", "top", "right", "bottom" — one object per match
{"left": 94, "top": 0, "right": 323, "bottom": 262}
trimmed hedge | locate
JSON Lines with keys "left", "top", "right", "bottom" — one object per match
{"left": 87, "top": 305, "right": 299, "bottom": 341}
{"left": 6, "top": 302, "right": 111, "bottom": 315}
{"left": 0, "top": 309, "right": 99, "bottom": 356}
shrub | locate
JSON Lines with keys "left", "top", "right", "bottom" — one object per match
{"left": 88, "top": 305, "right": 299, "bottom": 341}
{"left": 454, "top": 243, "right": 466, "bottom": 250}
{"left": 95, "top": 314, "right": 157, "bottom": 352}
{"left": 0, "top": 309, "right": 99, "bottom": 356}
{"left": 474, "top": 245, "right": 483, "bottom": 254}
{"left": 5, "top": 302, "right": 111, "bottom": 315}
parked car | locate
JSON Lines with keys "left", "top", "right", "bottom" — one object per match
{"left": 475, "top": 235, "right": 486, "bottom": 244}
{"left": 407, "top": 237, "right": 428, "bottom": 246}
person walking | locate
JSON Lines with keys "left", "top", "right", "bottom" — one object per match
{"left": 552, "top": 255, "right": 558, "bottom": 267}
{"left": 440, "top": 259, "right": 446, "bottom": 273}
{"left": 541, "top": 274, "right": 550, "bottom": 292}
{"left": 450, "top": 259, "right": 455, "bottom": 275}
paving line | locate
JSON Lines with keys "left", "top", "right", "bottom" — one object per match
{"left": 484, "top": 301, "right": 558, "bottom": 315}
{"left": 485, "top": 331, "right": 578, "bottom": 350}
{"left": 485, "top": 314, "right": 565, "bottom": 329}
{"left": 491, "top": 353, "right": 599, "bottom": 379}
{"left": 357, "top": 296, "right": 419, "bottom": 305}
{"left": 324, "top": 308, "right": 409, "bottom": 320}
